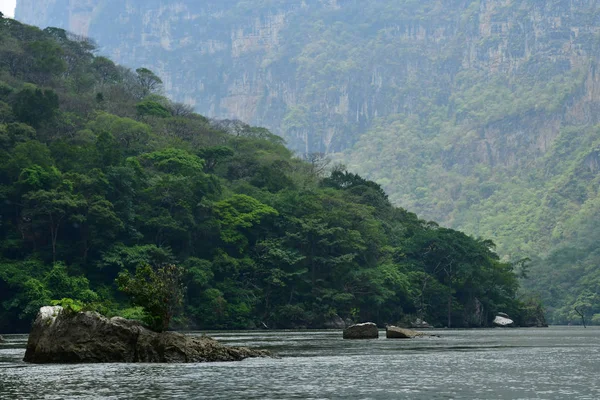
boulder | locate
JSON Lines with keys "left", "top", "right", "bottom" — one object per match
{"left": 410, "top": 318, "right": 433, "bottom": 329}
{"left": 342, "top": 322, "right": 379, "bottom": 339}
{"left": 24, "top": 306, "right": 270, "bottom": 364}
{"left": 323, "top": 314, "right": 346, "bottom": 329}
{"left": 493, "top": 315, "right": 515, "bottom": 327}
{"left": 386, "top": 326, "right": 428, "bottom": 339}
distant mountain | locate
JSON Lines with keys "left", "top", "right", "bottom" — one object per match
{"left": 17, "top": 0, "right": 600, "bottom": 323}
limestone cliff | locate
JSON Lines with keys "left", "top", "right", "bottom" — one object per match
{"left": 15, "top": 1, "right": 600, "bottom": 154}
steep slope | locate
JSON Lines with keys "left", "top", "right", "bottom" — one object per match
{"left": 15, "top": 0, "right": 600, "bottom": 323}
{"left": 0, "top": 15, "right": 529, "bottom": 333}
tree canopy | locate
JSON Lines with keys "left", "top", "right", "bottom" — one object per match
{"left": 0, "top": 17, "right": 534, "bottom": 332}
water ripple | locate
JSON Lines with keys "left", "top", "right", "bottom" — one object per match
{"left": 1, "top": 327, "right": 599, "bottom": 399}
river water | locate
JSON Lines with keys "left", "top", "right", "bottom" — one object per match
{"left": 1, "top": 327, "right": 599, "bottom": 399}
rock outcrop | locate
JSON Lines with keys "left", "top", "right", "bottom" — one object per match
{"left": 342, "top": 322, "right": 379, "bottom": 339}
{"left": 24, "top": 306, "right": 270, "bottom": 364}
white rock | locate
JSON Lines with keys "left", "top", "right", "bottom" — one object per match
{"left": 493, "top": 315, "right": 514, "bottom": 326}
{"left": 39, "top": 306, "right": 63, "bottom": 325}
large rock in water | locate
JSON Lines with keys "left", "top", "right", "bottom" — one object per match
{"left": 24, "top": 306, "right": 270, "bottom": 364}
{"left": 342, "top": 322, "right": 379, "bottom": 339}
{"left": 386, "top": 326, "right": 431, "bottom": 339}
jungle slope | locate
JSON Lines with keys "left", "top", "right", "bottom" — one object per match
{"left": 14, "top": 0, "right": 600, "bottom": 323}
{"left": 0, "top": 15, "right": 531, "bottom": 333}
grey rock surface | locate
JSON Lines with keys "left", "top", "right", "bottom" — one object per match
{"left": 24, "top": 306, "right": 270, "bottom": 364}
{"left": 386, "top": 326, "right": 427, "bottom": 339}
{"left": 343, "top": 322, "right": 379, "bottom": 339}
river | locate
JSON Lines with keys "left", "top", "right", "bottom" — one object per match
{"left": 1, "top": 327, "right": 599, "bottom": 399}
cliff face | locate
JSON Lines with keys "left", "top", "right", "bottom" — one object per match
{"left": 15, "top": 1, "right": 600, "bottom": 153}
{"left": 15, "top": 1, "right": 600, "bottom": 258}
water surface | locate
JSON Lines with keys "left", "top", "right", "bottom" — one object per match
{"left": 1, "top": 327, "right": 599, "bottom": 399}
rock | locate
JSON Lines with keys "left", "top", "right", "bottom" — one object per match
{"left": 493, "top": 315, "right": 515, "bottom": 327}
{"left": 410, "top": 318, "right": 433, "bottom": 329}
{"left": 24, "top": 306, "right": 270, "bottom": 364}
{"left": 386, "top": 326, "right": 430, "bottom": 339}
{"left": 342, "top": 322, "right": 379, "bottom": 339}
{"left": 323, "top": 314, "right": 346, "bottom": 329}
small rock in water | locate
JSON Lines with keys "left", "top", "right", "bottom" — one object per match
{"left": 410, "top": 318, "right": 433, "bottom": 329}
{"left": 24, "top": 306, "right": 271, "bottom": 364}
{"left": 343, "top": 322, "right": 379, "bottom": 339}
{"left": 386, "top": 326, "right": 438, "bottom": 339}
{"left": 493, "top": 315, "right": 515, "bottom": 327}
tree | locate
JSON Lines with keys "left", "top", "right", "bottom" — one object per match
{"left": 22, "top": 188, "right": 85, "bottom": 262}
{"left": 214, "top": 194, "right": 279, "bottom": 252}
{"left": 136, "top": 100, "right": 171, "bottom": 118}
{"left": 26, "top": 40, "right": 67, "bottom": 83}
{"left": 116, "top": 263, "right": 185, "bottom": 332}
{"left": 91, "top": 56, "right": 121, "bottom": 85}
{"left": 197, "top": 146, "right": 234, "bottom": 172}
{"left": 572, "top": 292, "right": 598, "bottom": 328}
{"left": 136, "top": 68, "right": 163, "bottom": 97}
{"left": 12, "top": 86, "right": 59, "bottom": 128}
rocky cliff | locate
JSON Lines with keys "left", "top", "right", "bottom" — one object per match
{"left": 15, "top": 1, "right": 600, "bottom": 154}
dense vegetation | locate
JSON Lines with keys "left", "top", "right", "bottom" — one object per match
{"left": 0, "top": 15, "right": 535, "bottom": 333}
{"left": 17, "top": 0, "right": 600, "bottom": 324}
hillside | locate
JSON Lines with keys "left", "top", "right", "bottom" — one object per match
{"left": 0, "top": 14, "right": 535, "bottom": 333}
{"left": 15, "top": 0, "right": 600, "bottom": 323}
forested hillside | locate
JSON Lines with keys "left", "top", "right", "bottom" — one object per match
{"left": 0, "top": 15, "right": 537, "bottom": 333}
{"left": 15, "top": 0, "right": 600, "bottom": 324}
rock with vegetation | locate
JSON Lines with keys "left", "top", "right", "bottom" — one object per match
{"left": 343, "top": 323, "right": 379, "bottom": 339}
{"left": 24, "top": 306, "right": 270, "bottom": 364}
{"left": 386, "top": 326, "right": 428, "bottom": 339}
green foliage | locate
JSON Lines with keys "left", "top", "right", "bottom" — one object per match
{"left": 136, "top": 100, "right": 171, "bottom": 118}
{"left": 116, "top": 263, "right": 185, "bottom": 332}
{"left": 214, "top": 194, "right": 279, "bottom": 250}
{"left": 50, "top": 298, "right": 85, "bottom": 314}
{"left": 135, "top": 68, "right": 163, "bottom": 97}
{"left": 12, "top": 86, "right": 59, "bottom": 128}
{"left": 0, "top": 17, "right": 529, "bottom": 332}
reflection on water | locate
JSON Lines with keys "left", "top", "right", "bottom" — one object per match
{"left": 1, "top": 327, "right": 599, "bottom": 399}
